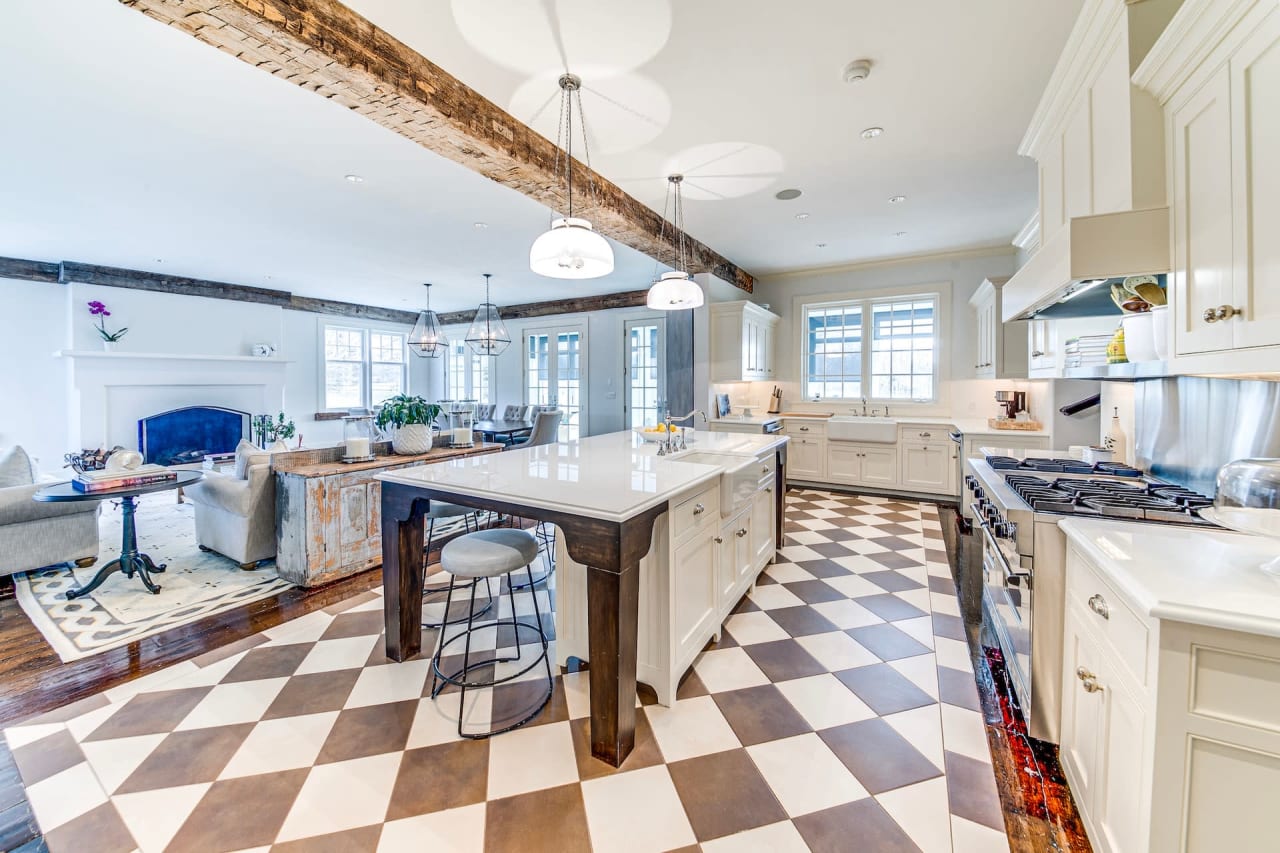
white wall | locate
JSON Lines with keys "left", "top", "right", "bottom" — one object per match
{"left": 0, "top": 278, "right": 71, "bottom": 471}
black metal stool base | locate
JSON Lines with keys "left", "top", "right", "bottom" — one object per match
{"left": 508, "top": 521, "right": 556, "bottom": 591}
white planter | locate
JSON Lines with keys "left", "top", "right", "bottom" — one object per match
{"left": 1121, "top": 312, "right": 1158, "bottom": 362}
{"left": 1150, "top": 305, "right": 1170, "bottom": 361}
{"left": 102, "top": 340, "right": 115, "bottom": 353}
{"left": 391, "top": 423, "right": 433, "bottom": 455}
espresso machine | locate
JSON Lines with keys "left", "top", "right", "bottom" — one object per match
{"left": 994, "top": 389, "right": 1027, "bottom": 420}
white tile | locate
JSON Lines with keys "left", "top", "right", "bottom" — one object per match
{"left": 926, "top": 561, "right": 953, "bottom": 579}
{"left": 831, "top": 555, "right": 891, "bottom": 575}
{"left": 934, "top": 636, "right": 974, "bottom": 673}
{"left": 692, "top": 648, "right": 770, "bottom": 694}
{"left": 723, "top": 611, "right": 789, "bottom": 646}
{"left": 821, "top": 574, "right": 887, "bottom": 599}
{"left": 24, "top": 762, "right": 108, "bottom": 831}
{"left": 746, "top": 584, "right": 806, "bottom": 611}
{"left": 276, "top": 752, "right": 403, "bottom": 843}
{"left": 803, "top": 508, "right": 842, "bottom": 520}
{"left": 344, "top": 659, "right": 432, "bottom": 709}
{"left": 889, "top": 654, "right": 940, "bottom": 700}
{"left": 407, "top": 691, "right": 491, "bottom": 749}
{"left": 174, "top": 677, "right": 289, "bottom": 730}
{"left": 3, "top": 722, "right": 64, "bottom": 750}
{"left": 581, "top": 765, "right": 696, "bottom": 853}
{"left": 747, "top": 733, "right": 868, "bottom": 817}
{"left": 378, "top": 803, "right": 486, "bottom": 853}
{"left": 776, "top": 545, "right": 823, "bottom": 563}
{"left": 795, "top": 632, "right": 879, "bottom": 671}
{"left": 783, "top": 530, "right": 833, "bottom": 546}
{"left": 219, "top": 712, "right": 340, "bottom": 779}
{"left": 810, "top": 599, "right": 884, "bottom": 630}
{"left": 941, "top": 703, "right": 992, "bottom": 763}
{"left": 485, "top": 720, "right": 579, "bottom": 800}
{"left": 643, "top": 695, "right": 740, "bottom": 762}
{"left": 560, "top": 670, "right": 591, "bottom": 720}
{"left": 882, "top": 704, "right": 945, "bottom": 769}
{"left": 763, "top": 563, "right": 816, "bottom": 584}
{"left": 65, "top": 702, "right": 126, "bottom": 743}
{"left": 794, "top": 518, "right": 837, "bottom": 532}
{"left": 181, "top": 650, "right": 252, "bottom": 687}
{"left": 897, "top": 588, "right": 933, "bottom": 612}
{"left": 775, "top": 674, "right": 876, "bottom": 730}
{"left": 262, "top": 610, "right": 336, "bottom": 644}
{"left": 929, "top": 591, "right": 962, "bottom": 617}
{"left": 876, "top": 777, "right": 953, "bottom": 853}
{"left": 293, "top": 635, "right": 381, "bottom": 675}
{"left": 80, "top": 733, "right": 167, "bottom": 794}
{"left": 895, "top": 616, "right": 936, "bottom": 650}
{"left": 700, "top": 820, "right": 810, "bottom": 853}
{"left": 951, "top": 815, "right": 1010, "bottom": 852}
{"left": 114, "top": 781, "right": 211, "bottom": 852}
{"left": 102, "top": 663, "right": 200, "bottom": 704}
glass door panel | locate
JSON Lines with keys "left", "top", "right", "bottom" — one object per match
{"left": 525, "top": 325, "right": 586, "bottom": 441}
{"left": 624, "top": 318, "right": 665, "bottom": 430}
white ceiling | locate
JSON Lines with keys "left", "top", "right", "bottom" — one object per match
{"left": 0, "top": 0, "right": 1083, "bottom": 311}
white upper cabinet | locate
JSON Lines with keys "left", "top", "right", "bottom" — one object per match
{"left": 969, "top": 277, "right": 1029, "bottom": 379}
{"left": 710, "top": 301, "right": 780, "bottom": 383}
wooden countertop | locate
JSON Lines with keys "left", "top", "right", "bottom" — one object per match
{"left": 278, "top": 443, "right": 502, "bottom": 478}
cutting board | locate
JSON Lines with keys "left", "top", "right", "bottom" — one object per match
{"left": 778, "top": 412, "right": 835, "bottom": 418}
{"left": 987, "top": 418, "right": 1043, "bottom": 431}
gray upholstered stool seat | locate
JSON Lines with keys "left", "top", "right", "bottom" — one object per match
{"left": 441, "top": 528, "right": 539, "bottom": 578}
{"left": 427, "top": 501, "right": 474, "bottom": 519}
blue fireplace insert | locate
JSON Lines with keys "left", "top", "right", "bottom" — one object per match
{"left": 138, "top": 406, "right": 250, "bottom": 466}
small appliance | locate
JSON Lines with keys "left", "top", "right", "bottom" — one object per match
{"left": 994, "top": 390, "right": 1027, "bottom": 420}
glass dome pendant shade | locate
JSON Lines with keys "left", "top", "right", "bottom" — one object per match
{"left": 465, "top": 273, "right": 511, "bottom": 357}
{"left": 408, "top": 283, "right": 447, "bottom": 358}
{"left": 530, "top": 73, "right": 614, "bottom": 280}
{"left": 646, "top": 174, "right": 704, "bottom": 311}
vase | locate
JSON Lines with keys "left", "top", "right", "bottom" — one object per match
{"left": 391, "top": 423, "right": 433, "bottom": 455}
{"left": 1121, "top": 312, "right": 1157, "bottom": 362}
{"left": 102, "top": 340, "right": 115, "bottom": 353}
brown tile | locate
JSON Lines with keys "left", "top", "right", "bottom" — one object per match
{"left": 82, "top": 686, "right": 214, "bottom": 741}
{"left": 366, "top": 627, "right": 441, "bottom": 668}
{"left": 871, "top": 522, "right": 919, "bottom": 536}
{"left": 924, "top": 548, "right": 949, "bottom": 563}
{"left": 849, "top": 622, "right": 931, "bottom": 660}
{"left": 794, "top": 798, "right": 922, "bottom": 853}
{"left": 322, "top": 589, "right": 380, "bottom": 615}
{"left": 806, "top": 541, "right": 858, "bottom": 559}
{"left": 937, "top": 665, "right": 982, "bottom": 712}
{"left": 315, "top": 700, "right": 417, "bottom": 765}
{"left": 495, "top": 615, "right": 556, "bottom": 650}
{"left": 676, "top": 669, "right": 711, "bottom": 701}
{"left": 730, "top": 595, "right": 760, "bottom": 615}
{"left": 319, "top": 609, "right": 386, "bottom": 640}
{"left": 780, "top": 580, "right": 844, "bottom": 605}
{"left": 928, "top": 574, "right": 958, "bottom": 595}
{"left": 262, "top": 669, "right": 362, "bottom": 720}
{"left": 21, "top": 692, "right": 110, "bottom": 726}
{"left": 220, "top": 643, "right": 313, "bottom": 683}
{"left": 755, "top": 572, "right": 778, "bottom": 586}
{"left": 834, "top": 664, "right": 935, "bottom": 716}
{"left": 867, "top": 550, "right": 921, "bottom": 570}
{"left": 932, "top": 612, "right": 968, "bottom": 642}
{"left": 880, "top": 502, "right": 915, "bottom": 513}
{"left": 862, "top": 571, "right": 925, "bottom": 593}
{"left": 272, "top": 823, "right": 384, "bottom": 852}
{"left": 43, "top": 801, "right": 136, "bottom": 853}
{"left": 667, "top": 748, "right": 787, "bottom": 841}
{"left": 116, "top": 724, "right": 254, "bottom": 794}
{"left": 711, "top": 685, "right": 811, "bottom": 746}
{"left": 386, "top": 740, "right": 489, "bottom": 819}
{"left": 757, "top": 606, "right": 838, "bottom": 638}
{"left": 188, "top": 632, "right": 270, "bottom": 669}
{"left": 490, "top": 676, "right": 564, "bottom": 731}
{"left": 571, "top": 713, "right": 664, "bottom": 781}
{"left": 821, "top": 527, "right": 863, "bottom": 543}
{"left": 819, "top": 718, "right": 941, "bottom": 794}
{"left": 854, "top": 594, "right": 927, "bottom": 623}
{"left": 945, "top": 749, "right": 1005, "bottom": 831}
{"left": 741, "top": 640, "right": 826, "bottom": 683}
{"left": 10, "top": 729, "right": 84, "bottom": 786}
{"left": 793, "top": 559, "right": 852, "bottom": 579}
{"left": 166, "top": 767, "right": 309, "bottom": 851}
{"left": 486, "top": 783, "right": 591, "bottom": 853}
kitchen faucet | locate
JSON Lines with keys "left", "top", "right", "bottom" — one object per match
{"left": 659, "top": 410, "right": 707, "bottom": 455}
{"left": 861, "top": 397, "right": 869, "bottom": 416}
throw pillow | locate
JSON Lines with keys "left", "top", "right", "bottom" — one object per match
{"left": 233, "top": 439, "right": 272, "bottom": 480}
{"left": 0, "top": 446, "right": 35, "bottom": 487}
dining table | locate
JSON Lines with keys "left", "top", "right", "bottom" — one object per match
{"left": 472, "top": 418, "right": 533, "bottom": 443}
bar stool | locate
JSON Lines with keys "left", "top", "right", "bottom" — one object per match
{"left": 430, "top": 528, "right": 553, "bottom": 739}
{"left": 422, "top": 502, "right": 491, "bottom": 629}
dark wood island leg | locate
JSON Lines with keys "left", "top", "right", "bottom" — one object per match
{"left": 586, "top": 562, "right": 640, "bottom": 766}
{"left": 381, "top": 483, "right": 427, "bottom": 662}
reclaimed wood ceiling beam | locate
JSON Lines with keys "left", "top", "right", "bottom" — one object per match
{"left": 117, "top": 0, "right": 754, "bottom": 293}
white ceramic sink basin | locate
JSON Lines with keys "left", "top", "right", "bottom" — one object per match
{"left": 827, "top": 416, "right": 899, "bottom": 443}
{"left": 664, "top": 451, "right": 758, "bottom": 515}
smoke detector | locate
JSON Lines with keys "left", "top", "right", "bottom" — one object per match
{"left": 842, "top": 59, "right": 873, "bottom": 84}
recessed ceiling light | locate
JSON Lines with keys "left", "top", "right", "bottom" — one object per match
{"left": 344, "top": 174, "right": 364, "bottom": 183}
{"left": 473, "top": 222, "right": 489, "bottom": 230}
{"left": 888, "top": 195, "right": 906, "bottom": 204}
{"left": 861, "top": 127, "right": 884, "bottom": 139}
{"left": 775, "top": 188, "right": 803, "bottom": 201}
{"left": 795, "top": 213, "right": 810, "bottom": 220}
{"left": 842, "top": 59, "right": 873, "bottom": 84}
{"left": 816, "top": 242, "right": 828, "bottom": 248}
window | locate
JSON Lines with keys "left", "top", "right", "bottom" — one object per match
{"left": 524, "top": 326, "right": 585, "bottom": 441}
{"left": 625, "top": 319, "right": 665, "bottom": 429}
{"left": 802, "top": 293, "right": 939, "bottom": 402}
{"left": 322, "top": 325, "right": 406, "bottom": 410}
{"left": 446, "top": 339, "right": 490, "bottom": 404}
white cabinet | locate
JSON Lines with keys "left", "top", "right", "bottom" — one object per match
{"left": 717, "top": 509, "right": 751, "bottom": 610}
{"left": 969, "top": 277, "right": 1029, "bottom": 379}
{"left": 749, "top": 482, "right": 775, "bottom": 568}
{"left": 710, "top": 301, "right": 780, "bottom": 382}
{"left": 827, "top": 444, "right": 897, "bottom": 488}
{"left": 900, "top": 442, "right": 952, "bottom": 494}
{"left": 672, "top": 530, "right": 717, "bottom": 656}
{"left": 1028, "top": 319, "right": 1056, "bottom": 375}
{"left": 783, "top": 419, "right": 827, "bottom": 482}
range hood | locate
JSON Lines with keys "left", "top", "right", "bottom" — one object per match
{"left": 1001, "top": 206, "right": 1169, "bottom": 322}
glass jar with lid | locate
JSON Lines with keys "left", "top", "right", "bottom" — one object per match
{"left": 1202, "top": 458, "right": 1280, "bottom": 574}
{"left": 342, "top": 414, "right": 376, "bottom": 462}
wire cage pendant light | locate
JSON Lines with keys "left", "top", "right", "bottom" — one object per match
{"left": 646, "top": 174, "right": 704, "bottom": 310}
{"left": 529, "top": 73, "right": 615, "bottom": 279}
{"left": 465, "top": 273, "right": 511, "bottom": 356}
{"left": 408, "top": 283, "right": 448, "bottom": 358}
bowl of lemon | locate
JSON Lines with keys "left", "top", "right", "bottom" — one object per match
{"left": 634, "top": 423, "right": 675, "bottom": 443}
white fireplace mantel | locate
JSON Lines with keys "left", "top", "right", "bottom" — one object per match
{"left": 55, "top": 350, "right": 293, "bottom": 364}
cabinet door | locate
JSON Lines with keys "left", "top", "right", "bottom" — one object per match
{"left": 1028, "top": 319, "right": 1056, "bottom": 373}
{"left": 716, "top": 521, "right": 738, "bottom": 609}
{"left": 900, "top": 442, "right": 950, "bottom": 493}
{"left": 859, "top": 447, "right": 898, "bottom": 487}
{"left": 749, "top": 485, "right": 775, "bottom": 568}
{"left": 787, "top": 438, "right": 820, "bottom": 480}
{"left": 1231, "top": 10, "right": 1280, "bottom": 350}
{"left": 743, "top": 317, "right": 759, "bottom": 378}
{"left": 673, "top": 533, "right": 717, "bottom": 655}
{"left": 1094, "top": 665, "right": 1148, "bottom": 853}
{"left": 827, "top": 445, "right": 862, "bottom": 484}
{"left": 760, "top": 321, "right": 775, "bottom": 379}
{"left": 1060, "top": 609, "right": 1106, "bottom": 814}
{"left": 1172, "top": 64, "right": 1235, "bottom": 355}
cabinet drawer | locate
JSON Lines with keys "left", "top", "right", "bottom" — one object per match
{"left": 1067, "top": 545, "right": 1150, "bottom": 685}
{"left": 755, "top": 453, "right": 776, "bottom": 481}
{"left": 785, "top": 420, "right": 826, "bottom": 435}
{"left": 671, "top": 483, "right": 719, "bottom": 540}
{"left": 898, "top": 425, "right": 948, "bottom": 442}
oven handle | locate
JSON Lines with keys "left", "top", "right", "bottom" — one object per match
{"left": 981, "top": 524, "right": 1031, "bottom": 579}
{"left": 948, "top": 430, "right": 964, "bottom": 445}
{"left": 969, "top": 502, "right": 988, "bottom": 528}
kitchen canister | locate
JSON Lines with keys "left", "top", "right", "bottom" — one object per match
{"left": 1121, "top": 312, "right": 1157, "bottom": 362}
{"left": 1150, "top": 305, "right": 1170, "bottom": 361}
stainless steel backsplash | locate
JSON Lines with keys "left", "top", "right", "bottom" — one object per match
{"left": 1135, "top": 377, "right": 1280, "bottom": 496}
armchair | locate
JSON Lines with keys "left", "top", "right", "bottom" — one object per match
{"left": 0, "top": 483, "right": 101, "bottom": 576}
{"left": 183, "top": 461, "right": 276, "bottom": 570}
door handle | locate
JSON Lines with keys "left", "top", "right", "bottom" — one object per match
{"left": 736, "top": 528, "right": 748, "bottom": 537}
{"left": 1076, "top": 667, "right": 1103, "bottom": 693}
{"left": 1204, "top": 305, "right": 1242, "bottom": 323}
{"left": 693, "top": 503, "right": 706, "bottom": 516}
{"left": 1087, "top": 593, "right": 1109, "bottom": 620}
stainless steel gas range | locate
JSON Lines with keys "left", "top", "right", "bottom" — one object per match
{"left": 965, "top": 450, "right": 1216, "bottom": 744}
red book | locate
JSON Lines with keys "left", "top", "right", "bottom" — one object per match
{"left": 72, "top": 473, "right": 177, "bottom": 493}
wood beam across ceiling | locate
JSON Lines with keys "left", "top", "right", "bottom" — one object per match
{"left": 117, "top": 0, "right": 754, "bottom": 293}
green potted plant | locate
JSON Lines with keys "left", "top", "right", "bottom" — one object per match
{"left": 376, "top": 395, "right": 441, "bottom": 455}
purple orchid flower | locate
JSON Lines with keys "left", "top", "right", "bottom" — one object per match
{"left": 87, "top": 300, "right": 127, "bottom": 342}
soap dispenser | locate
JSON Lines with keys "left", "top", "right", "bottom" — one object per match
{"left": 1104, "top": 407, "right": 1127, "bottom": 463}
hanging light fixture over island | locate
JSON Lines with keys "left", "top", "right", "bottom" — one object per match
{"left": 646, "top": 174, "right": 704, "bottom": 310}
{"left": 407, "top": 282, "right": 446, "bottom": 358}
{"left": 464, "top": 273, "right": 511, "bottom": 356}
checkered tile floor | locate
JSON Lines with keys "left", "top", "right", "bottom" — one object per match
{"left": 4, "top": 490, "right": 1008, "bottom": 852}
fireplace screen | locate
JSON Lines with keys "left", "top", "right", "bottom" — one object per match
{"left": 138, "top": 406, "right": 250, "bottom": 466}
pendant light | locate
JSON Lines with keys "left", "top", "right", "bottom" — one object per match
{"left": 529, "top": 73, "right": 615, "bottom": 279}
{"left": 646, "top": 174, "right": 705, "bottom": 310}
{"left": 408, "top": 283, "right": 447, "bottom": 358}
{"left": 465, "top": 274, "right": 511, "bottom": 356}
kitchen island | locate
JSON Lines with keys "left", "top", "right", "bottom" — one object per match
{"left": 376, "top": 429, "right": 789, "bottom": 765}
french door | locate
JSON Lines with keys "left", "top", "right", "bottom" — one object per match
{"left": 524, "top": 325, "right": 586, "bottom": 441}
{"left": 624, "top": 318, "right": 666, "bottom": 429}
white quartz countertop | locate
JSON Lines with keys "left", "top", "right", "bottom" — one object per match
{"left": 1059, "top": 518, "right": 1280, "bottom": 638}
{"left": 778, "top": 414, "right": 1051, "bottom": 436}
{"left": 376, "top": 430, "right": 789, "bottom": 523}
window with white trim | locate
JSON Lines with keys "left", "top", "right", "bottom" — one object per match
{"left": 446, "top": 339, "right": 490, "bottom": 404}
{"left": 802, "top": 293, "right": 939, "bottom": 402}
{"left": 322, "top": 325, "right": 406, "bottom": 410}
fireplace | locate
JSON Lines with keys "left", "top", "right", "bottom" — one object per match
{"left": 138, "top": 406, "right": 250, "bottom": 466}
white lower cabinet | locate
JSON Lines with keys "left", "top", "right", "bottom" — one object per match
{"left": 899, "top": 442, "right": 952, "bottom": 494}
{"left": 749, "top": 481, "right": 775, "bottom": 568}
{"left": 827, "top": 444, "right": 898, "bottom": 488}
{"left": 717, "top": 509, "right": 751, "bottom": 609}
{"left": 672, "top": 531, "right": 717, "bottom": 665}
{"left": 787, "top": 437, "right": 826, "bottom": 480}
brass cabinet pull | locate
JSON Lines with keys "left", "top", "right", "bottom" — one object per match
{"left": 714, "top": 536, "right": 724, "bottom": 544}
{"left": 1087, "top": 593, "right": 1110, "bottom": 620}
{"left": 736, "top": 528, "right": 748, "bottom": 537}
{"left": 1076, "top": 667, "right": 1104, "bottom": 693}
{"left": 693, "top": 503, "right": 705, "bottom": 516}
{"left": 1204, "top": 305, "right": 1242, "bottom": 323}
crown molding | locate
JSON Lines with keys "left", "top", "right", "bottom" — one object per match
{"left": 760, "top": 243, "right": 1015, "bottom": 282}
{"left": 1012, "top": 211, "right": 1042, "bottom": 251}
{"left": 1133, "top": 0, "right": 1264, "bottom": 103}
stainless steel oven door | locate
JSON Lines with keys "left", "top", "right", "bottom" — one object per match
{"left": 981, "top": 524, "right": 1033, "bottom": 713}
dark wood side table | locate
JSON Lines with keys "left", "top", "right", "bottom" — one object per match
{"left": 34, "top": 470, "right": 204, "bottom": 598}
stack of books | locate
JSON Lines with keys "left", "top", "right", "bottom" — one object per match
{"left": 1064, "top": 334, "right": 1111, "bottom": 368}
{"left": 73, "top": 464, "right": 177, "bottom": 493}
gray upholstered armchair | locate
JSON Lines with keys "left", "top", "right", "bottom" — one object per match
{"left": 183, "top": 460, "right": 276, "bottom": 570}
{"left": 0, "top": 447, "right": 101, "bottom": 576}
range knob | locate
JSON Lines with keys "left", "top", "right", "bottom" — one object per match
{"left": 984, "top": 505, "right": 1000, "bottom": 523}
{"left": 993, "top": 521, "right": 1011, "bottom": 539}
{"left": 1005, "top": 521, "right": 1018, "bottom": 541}
{"left": 964, "top": 475, "right": 977, "bottom": 492}
{"left": 974, "top": 486, "right": 985, "bottom": 501}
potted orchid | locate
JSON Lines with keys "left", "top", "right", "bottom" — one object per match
{"left": 87, "top": 300, "right": 128, "bottom": 351}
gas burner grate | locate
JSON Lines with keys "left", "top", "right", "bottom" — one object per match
{"left": 994, "top": 469, "right": 1218, "bottom": 526}
{"left": 983, "top": 455, "right": 1146, "bottom": 478}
